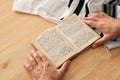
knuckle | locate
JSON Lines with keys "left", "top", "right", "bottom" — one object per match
{"left": 93, "top": 13, "right": 99, "bottom": 17}
{"left": 99, "top": 12, "right": 105, "bottom": 15}
{"left": 99, "top": 12, "right": 104, "bottom": 15}
{"left": 91, "top": 21, "right": 94, "bottom": 25}
{"left": 90, "top": 21, "right": 96, "bottom": 26}
{"left": 29, "top": 57, "right": 34, "bottom": 62}
{"left": 99, "top": 23, "right": 104, "bottom": 28}
{"left": 34, "top": 53, "right": 39, "bottom": 59}
{"left": 45, "top": 61, "right": 50, "bottom": 67}
{"left": 98, "top": 12, "right": 106, "bottom": 17}
{"left": 28, "top": 66, "right": 33, "bottom": 71}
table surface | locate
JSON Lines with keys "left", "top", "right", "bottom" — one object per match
{"left": 1, "top": 0, "right": 120, "bottom": 80}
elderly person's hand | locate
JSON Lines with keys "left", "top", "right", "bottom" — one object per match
{"left": 84, "top": 12, "right": 120, "bottom": 48}
{"left": 24, "top": 50, "right": 71, "bottom": 80}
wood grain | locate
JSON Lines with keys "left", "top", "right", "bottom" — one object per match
{"left": 0, "top": 0, "right": 120, "bottom": 80}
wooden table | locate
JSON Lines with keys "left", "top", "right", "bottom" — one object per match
{"left": 0, "top": 0, "right": 120, "bottom": 80}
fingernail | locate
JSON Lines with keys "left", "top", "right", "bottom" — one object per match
{"left": 92, "top": 45, "right": 96, "bottom": 48}
{"left": 23, "top": 63, "right": 27, "bottom": 66}
{"left": 67, "top": 60, "right": 71, "bottom": 64}
{"left": 31, "top": 49, "right": 35, "bottom": 53}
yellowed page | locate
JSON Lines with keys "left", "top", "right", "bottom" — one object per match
{"left": 56, "top": 14, "right": 100, "bottom": 52}
{"left": 32, "top": 14, "right": 100, "bottom": 68}
{"left": 32, "top": 28, "right": 76, "bottom": 68}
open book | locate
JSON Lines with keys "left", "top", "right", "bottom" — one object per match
{"left": 32, "top": 14, "right": 100, "bottom": 68}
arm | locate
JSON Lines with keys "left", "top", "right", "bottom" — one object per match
{"left": 84, "top": 12, "right": 120, "bottom": 48}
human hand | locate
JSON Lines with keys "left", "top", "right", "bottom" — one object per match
{"left": 24, "top": 50, "right": 71, "bottom": 80}
{"left": 84, "top": 12, "right": 120, "bottom": 48}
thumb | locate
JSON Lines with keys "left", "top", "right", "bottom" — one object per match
{"left": 58, "top": 60, "right": 71, "bottom": 75}
{"left": 92, "top": 36, "right": 108, "bottom": 48}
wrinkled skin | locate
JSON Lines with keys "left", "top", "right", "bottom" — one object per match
{"left": 84, "top": 12, "right": 120, "bottom": 48}
{"left": 24, "top": 50, "right": 71, "bottom": 80}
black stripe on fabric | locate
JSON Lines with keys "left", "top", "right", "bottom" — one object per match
{"left": 119, "top": 1, "right": 120, "bottom": 5}
{"left": 103, "top": 0, "right": 118, "bottom": 18}
{"left": 109, "top": 0, "right": 117, "bottom": 18}
{"left": 103, "top": 4, "right": 108, "bottom": 13}
{"left": 112, "top": 5, "right": 116, "bottom": 17}
{"left": 85, "top": 0, "right": 90, "bottom": 17}
{"left": 118, "top": 0, "right": 120, "bottom": 5}
{"left": 68, "top": 0, "right": 73, "bottom": 7}
{"left": 103, "top": 4, "right": 110, "bottom": 15}
{"left": 108, "top": 0, "right": 116, "bottom": 4}
{"left": 74, "top": 0, "right": 85, "bottom": 15}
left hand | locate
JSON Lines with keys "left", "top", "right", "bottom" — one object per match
{"left": 24, "top": 50, "right": 71, "bottom": 80}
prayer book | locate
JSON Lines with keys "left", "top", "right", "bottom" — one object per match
{"left": 32, "top": 14, "right": 100, "bottom": 68}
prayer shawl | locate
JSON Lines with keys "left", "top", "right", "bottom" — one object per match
{"left": 13, "top": 0, "right": 120, "bottom": 50}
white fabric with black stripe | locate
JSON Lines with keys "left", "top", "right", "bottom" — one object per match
{"left": 12, "top": 0, "right": 120, "bottom": 50}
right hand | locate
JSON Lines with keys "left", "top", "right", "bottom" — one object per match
{"left": 84, "top": 12, "right": 120, "bottom": 48}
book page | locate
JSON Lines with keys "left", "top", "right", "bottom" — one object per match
{"left": 32, "top": 28, "right": 75, "bottom": 67}
{"left": 56, "top": 14, "right": 100, "bottom": 51}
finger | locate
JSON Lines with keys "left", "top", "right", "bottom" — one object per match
{"left": 88, "top": 12, "right": 106, "bottom": 18}
{"left": 88, "top": 13, "right": 99, "bottom": 17}
{"left": 84, "top": 16, "right": 98, "bottom": 21}
{"left": 24, "top": 63, "right": 33, "bottom": 74}
{"left": 92, "top": 36, "right": 108, "bottom": 48}
{"left": 36, "top": 51, "right": 48, "bottom": 62}
{"left": 27, "top": 54, "right": 37, "bottom": 67}
{"left": 58, "top": 60, "right": 71, "bottom": 75}
{"left": 98, "top": 12, "right": 108, "bottom": 17}
{"left": 32, "top": 51, "right": 42, "bottom": 65}
{"left": 84, "top": 20, "right": 97, "bottom": 28}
